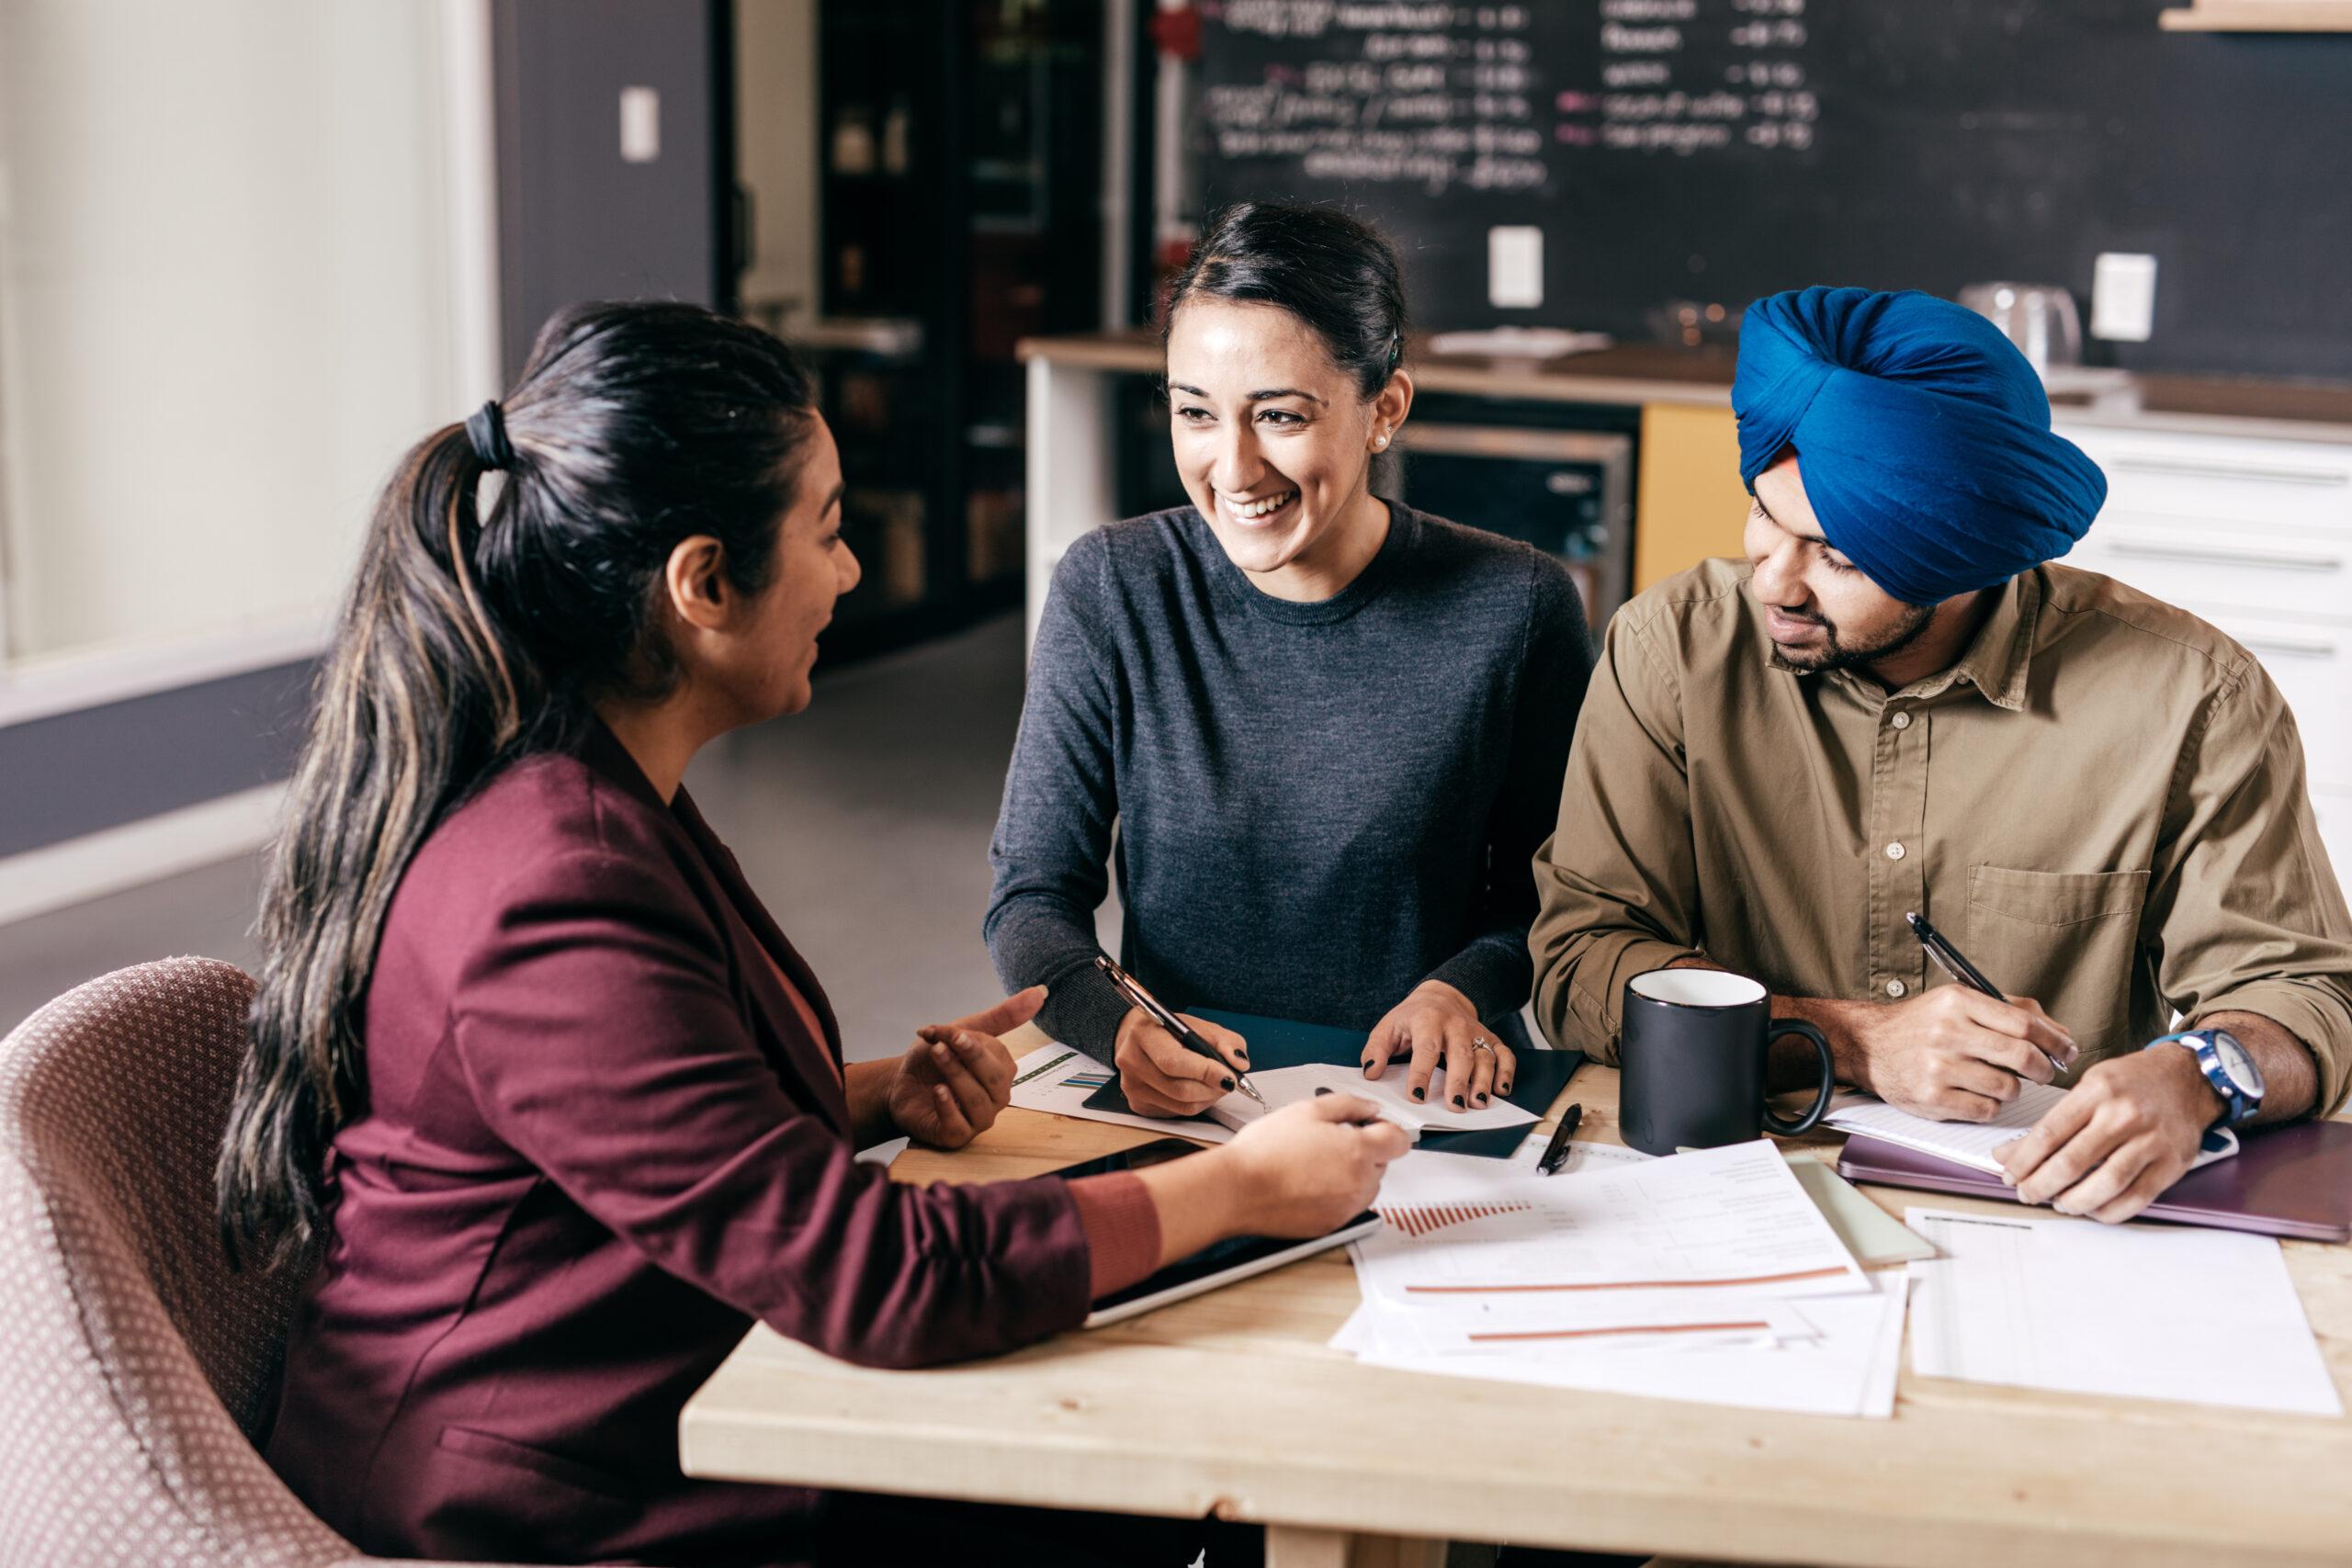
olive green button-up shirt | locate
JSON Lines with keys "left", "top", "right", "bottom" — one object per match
{"left": 1532, "top": 558, "right": 2352, "bottom": 1113}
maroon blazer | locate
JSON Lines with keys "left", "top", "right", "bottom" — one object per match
{"left": 266, "top": 728, "right": 1096, "bottom": 1565}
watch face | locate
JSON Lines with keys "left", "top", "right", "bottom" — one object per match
{"left": 2211, "top": 1032, "right": 2262, "bottom": 1095}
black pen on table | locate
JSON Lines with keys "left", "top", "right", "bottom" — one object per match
{"left": 1093, "top": 953, "right": 1266, "bottom": 1105}
{"left": 1904, "top": 910, "right": 2067, "bottom": 1077}
{"left": 1535, "top": 1102, "right": 1584, "bottom": 1176}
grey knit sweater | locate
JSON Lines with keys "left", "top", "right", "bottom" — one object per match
{"left": 985, "top": 502, "right": 1594, "bottom": 1058}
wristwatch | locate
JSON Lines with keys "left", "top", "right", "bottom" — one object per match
{"left": 2145, "top": 1027, "right": 2264, "bottom": 1128}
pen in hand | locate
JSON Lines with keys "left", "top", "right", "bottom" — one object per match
{"left": 1093, "top": 953, "right": 1266, "bottom": 1105}
{"left": 1314, "top": 1085, "right": 1418, "bottom": 1135}
{"left": 1904, "top": 911, "right": 2068, "bottom": 1078}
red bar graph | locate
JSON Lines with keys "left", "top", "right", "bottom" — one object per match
{"left": 1374, "top": 1200, "right": 1535, "bottom": 1238}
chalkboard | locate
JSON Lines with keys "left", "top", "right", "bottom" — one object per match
{"left": 1194, "top": 1, "right": 2352, "bottom": 380}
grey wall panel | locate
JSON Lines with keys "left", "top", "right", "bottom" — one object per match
{"left": 494, "top": 0, "right": 725, "bottom": 380}
{"left": 0, "top": 660, "right": 314, "bottom": 859}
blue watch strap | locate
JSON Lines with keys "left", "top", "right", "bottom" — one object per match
{"left": 2147, "top": 1029, "right": 2256, "bottom": 1126}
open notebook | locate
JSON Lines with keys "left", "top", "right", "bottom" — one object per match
{"left": 1824, "top": 1083, "right": 2237, "bottom": 1176}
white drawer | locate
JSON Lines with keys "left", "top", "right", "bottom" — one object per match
{"left": 2059, "top": 423, "right": 2352, "bottom": 534}
{"left": 2067, "top": 513, "right": 2352, "bottom": 625}
{"left": 2204, "top": 612, "right": 2352, "bottom": 793}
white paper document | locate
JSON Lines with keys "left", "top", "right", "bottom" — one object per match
{"left": 1826, "top": 1085, "right": 2236, "bottom": 1176}
{"left": 1334, "top": 1273, "right": 1910, "bottom": 1419}
{"left": 1329, "top": 1143, "right": 1905, "bottom": 1416}
{"left": 1352, "top": 1139, "right": 1872, "bottom": 1305}
{"left": 1905, "top": 1207, "right": 2341, "bottom": 1416}
{"left": 1006, "top": 1045, "right": 1232, "bottom": 1144}
{"left": 1398, "top": 1292, "right": 1824, "bottom": 1357}
{"left": 1518, "top": 1132, "right": 1656, "bottom": 1174}
{"left": 1213, "top": 1062, "right": 1537, "bottom": 1136}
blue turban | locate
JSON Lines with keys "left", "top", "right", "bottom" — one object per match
{"left": 1732, "top": 287, "right": 2107, "bottom": 606}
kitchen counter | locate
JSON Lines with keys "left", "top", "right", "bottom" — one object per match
{"left": 1017, "top": 331, "right": 2352, "bottom": 446}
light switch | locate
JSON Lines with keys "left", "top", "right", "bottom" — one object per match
{"left": 1488, "top": 226, "right": 1544, "bottom": 310}
{"left": 2091, "top": 252, "right": 2156, "bottom": 343}
{"left": 620, "top": 86, "right": 661, "bottom": 164}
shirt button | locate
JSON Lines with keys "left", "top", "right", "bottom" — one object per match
{"left": 1885, "top": 841, "right": 1906, "bottom": 860}
{"left": 1885, "top": 978, "right": 1908, "bottom": 998}
{"left": 1890, "top": 711, "right": 1912, "bottom": 730}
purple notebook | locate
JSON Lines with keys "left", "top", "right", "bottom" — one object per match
{"left": 1837, "top": 1119, "right": 2352, "bottom": 1243}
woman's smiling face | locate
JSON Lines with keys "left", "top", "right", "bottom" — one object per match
{"left": 1164, "top": 298, "right": 1407, "bottom": 595}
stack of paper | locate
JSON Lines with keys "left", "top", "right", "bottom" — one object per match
{"left": 1332, "top": 1141, "right": 1910, "bottom": 1418}
{"left": 1906, "top": 1206, "right": 2341, "bottom": 1416}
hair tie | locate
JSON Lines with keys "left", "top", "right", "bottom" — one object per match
{"left": 463, "top": 400, "right": 515, "bottom": 470}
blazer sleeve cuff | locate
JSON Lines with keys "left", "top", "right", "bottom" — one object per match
{"left": 1067, "top": 1171, "right": 1162, "bottom": 1300}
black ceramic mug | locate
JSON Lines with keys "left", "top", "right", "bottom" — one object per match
{"left": 1620, "top": 969, "right": 1837, "bottom": 1156}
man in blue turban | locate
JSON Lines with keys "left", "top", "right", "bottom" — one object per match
{"left": 1532, "top": 286, "right": 2352, "bottom": 1224}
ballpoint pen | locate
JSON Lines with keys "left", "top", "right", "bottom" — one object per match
{"left": 1905, "top": 910, "right": 2068, "bottom": 1077}
{"left": 1094, "top": 953, "right": 1266, "bottom": 1105}
{"left": 1536, "top": 1102, "right": 1584, "bottom": 1176}
{"left": 1313, "top": 1085, "right": 1419, "bottom": 1136}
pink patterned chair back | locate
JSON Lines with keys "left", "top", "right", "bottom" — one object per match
{"left": 0, "top": 957, "right": 500, "bottom": 1566}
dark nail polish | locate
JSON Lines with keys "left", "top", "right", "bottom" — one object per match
{"left": 1499, "top": 1083, "right": 1512, "bottom": 1095}
{"left": 1221, "top": 1077, "right": 1236, "bottom": 1090}
{"left": 1412, "top": 1088, "right": 1425, "bottom": 1101}
{"left": 1476, "top": 1094, "right": 1489, "bottom": 1105}
{"left": 1452, "top": 1095, "right": 1465, "bottom": 1108}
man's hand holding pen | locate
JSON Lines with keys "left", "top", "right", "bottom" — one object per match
{"left": 1849, "top": 986, "right": 2077, "bottom": 1122}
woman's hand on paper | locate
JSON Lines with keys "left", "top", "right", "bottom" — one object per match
{"left": 1220, "top": 1093, "right": 1413, "bottom": 1236}
{"left": 888, "top": 987, "right": 1038, "bottom": 1148}
{"left": 1855, "top": 986, "right": 2075, "bottom": 1122}
{"left": 1996, "top": 1046, "right": 2218, "bottom": 1223}
{"left": 1363, "top": 979, "right": 1514, "bottom": 1111}
{"left": 1114, "top": 1007, "right": 1250, "bottom": 1117}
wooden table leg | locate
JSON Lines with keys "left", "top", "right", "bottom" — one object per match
{"left": 1262, "top": 1524, "right": 1449, "bottom": 1568}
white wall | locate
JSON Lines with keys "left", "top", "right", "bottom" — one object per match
{"left": 0, "top": 1, "right": 468, "bottom": 663}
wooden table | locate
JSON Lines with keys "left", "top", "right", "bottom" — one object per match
{"left": 680, "top": 1026, "right": 2352, "bottom": 1567}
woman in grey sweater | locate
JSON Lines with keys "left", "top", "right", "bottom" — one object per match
{"left": 987, "top": 203, "right": 1595, "bottom": 1121}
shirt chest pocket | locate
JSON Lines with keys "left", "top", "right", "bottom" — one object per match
{"left": 1966, "top": 864, "right": 2150, "bottom": 1056}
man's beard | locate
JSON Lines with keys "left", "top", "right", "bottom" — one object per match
{"left": 1768, "top": 599, "right": 1936, "bottom": 674}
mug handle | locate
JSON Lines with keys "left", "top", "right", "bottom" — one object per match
{"left": 1760, "top": 1019, "right": 1837, "bottom": 1137}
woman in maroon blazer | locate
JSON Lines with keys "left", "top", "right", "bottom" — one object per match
{"left": 217, "top": 302, "right": 1408, "bottom": 1567}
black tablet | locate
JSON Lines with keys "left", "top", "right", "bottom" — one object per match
{"left": 1065, "top": 1138, "right": 1382, "bottom": 1327}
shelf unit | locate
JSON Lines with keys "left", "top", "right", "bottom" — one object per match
{"left": 2159, "top": 2, "right": 2352, "bottom": 28}
{"left": 742, "top": 0, "right": 1103, "bottom": 666}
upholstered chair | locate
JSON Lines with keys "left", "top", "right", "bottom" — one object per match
{"left": 0, "top": 957, "right": 510, "bottom": 1566}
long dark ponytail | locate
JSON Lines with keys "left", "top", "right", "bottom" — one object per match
{"left": 219, "top": 301, "right": 819, "bottom": 1269}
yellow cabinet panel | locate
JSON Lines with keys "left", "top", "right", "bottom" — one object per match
{"left": 1635, "top": 404, "right": 1750, "bottom": 592}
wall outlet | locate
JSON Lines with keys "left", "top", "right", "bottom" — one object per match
{"left": 620, "top": 86, "right": 661, "bottom": 164}
{"left": 1488, "top": 226, "right": 1544, "bottom": 310}
{"left": 2091, "top": 252, "right": 2157, "bottom": 343}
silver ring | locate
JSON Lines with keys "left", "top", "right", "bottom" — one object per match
{"left": 1469, "top": 1038, "right": 1495, "bottom": 1055}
